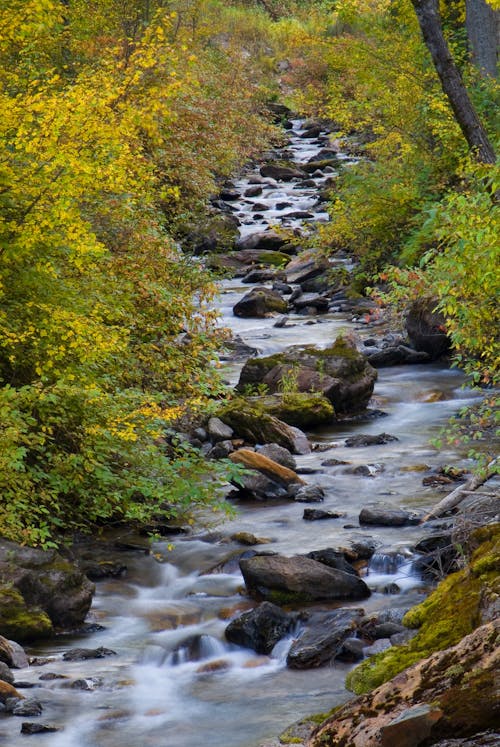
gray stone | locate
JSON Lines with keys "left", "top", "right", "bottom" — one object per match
{"left": 0, "top": 661, "right": 14, "bottom": 684}
{"left": 359, "top": 503, "right": 420, "bottom": 527}
{"left": 21, "top": 723, "right": 60, "bottom": 734}
{"left": 255, "top": 443, "right": 296, "bottom": 471}
{"left": 225, "top": 602, "right": 296, "bottom": 654}
{"left": 62, "top": 647, "right": 116, "bottom": 662}
{"left": 286, "top": 608, "right": 364, "bottom": 669}
{"left": 293, "top": 485, "right": 325, "bottom": 503}
{"left": 11, "top": 699, "right": 43, "bottom": 717}
{"left": 207, "top": 417, "right": 234, "bottom": 442}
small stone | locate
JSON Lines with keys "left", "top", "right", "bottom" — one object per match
{"left": 39, "top": 673, "right": 67, "bottom": 681}
{"left": 345, "top": 433, "right": 398, "bottom": 447}
{"left": 63, "top": 647, "right": 116, "bottom": 661}
{"left": 303, "top": 509, "right": 344, "bottom": 521}
{"left": 21, "top": 722, "right": 60, "bottom": 735}
{"left": 11, "top": 698, "right": 43, "bottom": 717}
{"left": 70, "top": 677, "right": 103, "bottom": 690}
{"left": 294, "top": 485, "right": 325, "bottom": 503}
{"left": 207, "top": 416, "right": 234, "bottom": 442}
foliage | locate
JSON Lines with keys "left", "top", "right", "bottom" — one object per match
{"left": 0, "top": 0, "right": 277, "bottom": 546}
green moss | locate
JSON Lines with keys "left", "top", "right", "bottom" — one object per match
{"left": 259, "top": 392, "right": 335, "bottom": 428}
{"left": 257, "top": 251, "right": 290, "bottom": 266}
{"left": 346, "top": 524, "right": 500, "bottom": 695}
{"left": 0, "top": 584, "right": 52, "bottom": 641}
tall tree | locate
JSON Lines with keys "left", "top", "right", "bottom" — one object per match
{"left": 411, "top": 0, "right": 496, "bottom": 164}
{"left": 466, "top": 0, "right": 499, "bottom": 78}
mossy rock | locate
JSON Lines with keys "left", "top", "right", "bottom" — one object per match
{"left": 237, "top": 336, "right": 377, "bottom": 414}
{"left": 346, "top": 523, "right": 500, "bottom": 694}
{"left": 216, "top": 398, "right": 308, "bottom": 453}
{"left": 0, "top": 584, "right": 52, "bottom": 641}
{"left": 255, "top": 393, "right": 335, "bottom": 428}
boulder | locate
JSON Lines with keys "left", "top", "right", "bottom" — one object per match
{"left": 367, "top": 345, "right": 431, "bottom": 367}
{"left": 260, "top": 163, "right": 306, "bottom": 181}
{"left": 0, "top": 661, "right": 14, "bottom": 684}
{"left": 284, "top": 254, "right": 330, "bottom": 284}
{"left": 345, "top": 433, "right": 398, "bottom": 447}
{"left": 207, "top": 417, "right": 234, "bottom": 442}
{"left": 10, "top": 698, "right": 43, "bottom": 716}
{"left": 306, "top": 549, "right": 358, "bottom": 576}
{"left": 255, "top": 393, "right": 335, "bottom": 429}
{"left": 241, "top": 269, "right": 276, "bottom": 284}
{"left": 0, "top": 637, "right": 28, "bottom": 669}
{"left": 255, "top": 443, "right": 296, "bottom": 471}
{"left": 293, "top": 485, "right": 325, "bottom": 503}
{"left": 359, "top": 503, "right": 420, "bottom": 527}
{"left": 236, "top": 231, "right": 289, "bottom": 252}
{"left": 239, "top": 554, "right": 371, "bottom": 603}
{"left": 406, "top": 298, "right": 451, "bottom": 359}
{"left": 286, "top": 608, "right": 364, "bottom": 669}
{"left": 233, "top": 287, "right": 288, "bottom": 318}
{"left": 0, "top": 680, "right": 23, "bottom": 704}
{"left": 216, "top": 400, "right": 310, "bottom": 454}
{"left": 303, "top": 509, "right": 344, "bottom": 521}
{"left": 0, "top": 540, "right": 94, "bottom": 641}
{"left": 225, "top": 602, "right": 296, "bottom": 654}
{"left": 309, "top": 621, "right": 500, "bottom": 747}
{"left": 236, "top": 336, "right": 377, "bottom": 414}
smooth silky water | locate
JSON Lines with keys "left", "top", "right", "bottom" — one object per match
{"left": 0, "top": 121, "right": 480, "bottom": 747}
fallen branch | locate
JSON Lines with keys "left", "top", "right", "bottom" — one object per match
{"left": 420, "top": 458, "right": 498, "bottom": 523}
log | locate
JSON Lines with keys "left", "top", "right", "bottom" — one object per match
{"left": 420, "top": 458, "right": 498, "bottom": 523}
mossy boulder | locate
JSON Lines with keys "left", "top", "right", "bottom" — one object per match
{"left": 345, "top": 523, "right": 499, "bottom": 695}
{"left": 0, "top": 585, "right": 52, "bottom": 641}
{"left": 0, "top": 539, "right": 95, "bottom": 641}
{"left": 236, "top": 336, "right": 377, "bottom": 413}
{"left": 254, "top": 393, "right": 335, "bottom": 428}
{"left": 216, "top": 399, "right": 310, "bottom": 454}
{"left": 233, "top": 286, "right": 288, "bottom": 318}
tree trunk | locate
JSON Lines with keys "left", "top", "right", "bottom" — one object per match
{"left": 466, "top": 0, "right": 499, "bottom": 78}
{"left": 411, "top": 0, "right": 496, "bottom": 164}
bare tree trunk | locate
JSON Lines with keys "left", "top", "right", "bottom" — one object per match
{"left": 466, "top": 0, "right": 499, "bottom": 78}
{"left": 420, "top": 458, "right": 498, "bottom": 523}
{"left": 411, "top": 0, "right": 496, "bottom": 164}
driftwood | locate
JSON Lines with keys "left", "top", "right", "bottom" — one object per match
{"left": 420, "top": 458, "right": 498, "bottom": 523}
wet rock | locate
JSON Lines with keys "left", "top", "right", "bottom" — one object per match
{"left": 272, "top": 281, "right": 293, "bottom": 295}
{"left": 303, "top": 509, "right": 344, "bottom": 521}
{"left": 170, "top": 634, "right": 221, "bottom": 664}
{"left": 227, "top": 470, "right": 291, "bottom": 501}
{"left": 413, "top": 532, "right": 460, "bottom": 578}
{"left": 70, "top": 677, "right": 102, "bottom": 690}
{"left": 291, "top": 293, "right": 329, "bottom": 312}
{"left": 215, "top": 399, "right": 310, "bottom": 454}
{"left": 431, "top": 732, "right": 500, "bottom": 746}
{"left": 240, "top": 554, "right": 371, "bottom": 603}
{"left": 257, "top": 393, "right": 335, "bottom": 429}
{"left": 11, "top": 698, "right": 43, "bottom": 716}
{"left": 0, "top": 540, "right": 94, "bottom": 641}
{"left": 241, "top": 269, "right": 276, "bottom": 284}
{"left": 233, "top": 287, "right": 288, "bottom": 318}
{"left": 284, "top": 254, "right": 330, "bottom": 284}
{"left": 0, "top": 662, "right": 14, "bottom": 684}
{"left": 230, "top": 533, "right": 272, "bottom": 546}
{"left": 260, "top": 163, "right": 306, "bottom": 181}
{"left": 321, "top": 458, "right": 350, "bottom": 467}
{"left": 0, "top": 637, "right": 28, "bottom": 669}
{"left": 363, "top": 638, "right": 392, "bottom": 656}
{"left": 0, "top": 680, "right": 22, "bottom": 705}
{"left": 236, "top": 231, "right": 289, "bottom": 252}
{"left": 345, "top": 433, "right": 398, "bottom": 447}
{"left": 244, "top": 185, "right": 263, "bottom": 197}
{"left": 337, "top": 637, "right": 365, "bottom": 662}
{"left": 220, "top": 188, "right": 239, "bottom": 201}
{"left": 62, "top": 647, "right": 116, "bottom": 661}
{"left": 207, "top": 416, "right": 234, "bottom": 442}
{"left": 367, "top": 345, "right": 430, "bottom": 367}
{"left": 293, "top": 485, "right": 325, "bottom": 503}
{"left": 406, "top": 298, "right": 451, "bottom": 359}
{"left": 38, "top": 672, "right": 67, "bottom": 681}
{"left": 21, "top": 722, "right": 60, "bottom": 734}
{"left": 286, "top": 608, "right": 364, "bottom": 669}
{"left": 306, "top": 549, "right": 358, "bottom": 576}
{"left": 196, "top": 659, "right": 231, "bottom": 674}
{"left": 255, "top": 443, "right": 296, "bottom": 471}
{"left": 237, "top": 336, "right": 377, "bottom": 414}
{"left": 343, "top": 536, "right": 380, "bottom": 560}
{"left": 359, "top": 503, "right": 420, "bottom": 527}
{"left": 225, "top": 602, "right": 296, "bottom": 654}
{"left": 84, "top": 560, "right": 127, "bottom": 581}
{"left": 207, "top": 440, "right": 234, "bottom": 459}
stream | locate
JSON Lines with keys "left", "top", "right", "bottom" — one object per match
{"left": 0, "top": 120, "right": 481, "bottom": 747}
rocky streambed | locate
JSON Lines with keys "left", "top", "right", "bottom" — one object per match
{"left": 0, "top": 113, "right": 498, "bottom": 747}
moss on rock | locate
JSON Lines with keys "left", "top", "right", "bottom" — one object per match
{"left": 0, "top": 584, "right": 52, "bottom": 641}
{"left": 346, "top": 524, "right": 499, "bottom": 695}
{"left": 256, "top": 393, "right": 335, "bottom": 428}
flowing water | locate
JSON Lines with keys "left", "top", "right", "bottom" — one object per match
{"left": 0, "top": 120, "right": 480, "bottom": 747}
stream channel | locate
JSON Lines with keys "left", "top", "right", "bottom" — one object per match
{"left": 0, "top": 120, "right": 481, "bottom": 747}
